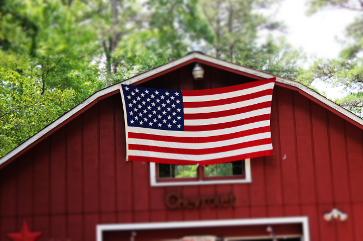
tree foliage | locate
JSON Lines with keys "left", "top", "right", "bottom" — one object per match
{"left": 307, "top": 0, "right": 363, "bottom": 115}
{"left": 0, "top": 0, "right": 360, "bottom": 157}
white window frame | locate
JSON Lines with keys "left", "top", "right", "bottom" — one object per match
{"left": 96, "top": 216, "right": 310, "bottom": 241}
{"left": 149, "top": 159, "right": 252, "bottom": 187}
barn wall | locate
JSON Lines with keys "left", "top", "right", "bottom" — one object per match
{"left": 0, "top": 69, "right": 362, "bottom": 241}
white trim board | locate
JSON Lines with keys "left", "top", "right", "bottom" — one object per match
{"left": 1, "top": 52, "right": 362, "bottom": 168}
{"left": 96, "top": 216, "right": 310, "bottom": 241}
{"left": 149, "top": 159, "right": 252, "bottom": 187}
{"left": 225, "top": 234, "right": 302, "bottom": 241}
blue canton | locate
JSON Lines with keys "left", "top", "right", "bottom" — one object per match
{"left": 122, "top": 85, "right": 184, "bottom": 131}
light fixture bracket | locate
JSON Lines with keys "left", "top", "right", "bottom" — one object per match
{"left": 324, "top": 208, "right": 348, "bottom": 222}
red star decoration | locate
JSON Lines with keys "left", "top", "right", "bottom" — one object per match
{"left": 7, "top": 222, "right": 42, "bottom": 241}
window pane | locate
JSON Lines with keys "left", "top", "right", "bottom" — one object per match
{"left": 204, "top": 161, "right": 245, "bottom": 177}
{"left": 158, "top": 164, "right": 197, "bottom": 178}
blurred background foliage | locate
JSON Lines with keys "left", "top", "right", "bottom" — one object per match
{"left": 0, "top": 0, "right": 362, "bottom": 157}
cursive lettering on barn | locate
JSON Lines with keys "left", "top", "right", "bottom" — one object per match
{"left": 165, "top": 192, "right": 236, "bottom": 210}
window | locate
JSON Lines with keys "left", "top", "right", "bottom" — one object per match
{"left": 150, "top": 159, "right": 251, "bottom": 186}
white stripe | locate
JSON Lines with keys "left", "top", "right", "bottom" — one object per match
{"left": 128, "top": 144, "right": 273, "bottom": 161}
{"left": 128, "top": 120, "right": 270, "bottom": 137}
{"left": 184, "top": 95, "right": 272, "bottom": 114}
{"left": 128, "top": 132, "right": 271, "bottom": 149}
{"left": 185, "top": 108, "right": 271, "bottom": 126}
{"left": 183, "top": 82, "right": 274, "bottom": 102}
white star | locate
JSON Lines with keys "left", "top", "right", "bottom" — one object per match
{"left": 166, "top": 100, "right": 170, "bottom": 104}
{"left": 170, "top": 96, "right": 175, "bottom": 100}
{"left": 155, "top": 90, "right": 159, "bottom": 94}
{"left": 152, "top": 110, "right": 156, "bottom": 114}
{"left": 145, "top": 90, "right": 149, "bottom": 94}
{"left": 153, "top": 118, "right": 157, "bottom": 122}
{"left": 168, "top": 124, "right": 172, "bottom": 128}
{"left": 157, "top": 107, "right": 161, "bottom": 111}
{"left": 143, "top": 109, "right": 147, "bottom": 113}
{"left": 135, "top": 116, "right": 139, "bottom": 120}
{"left": 135, "top": 88, "right": 139, "bottom": 92}
{"left": 139, "top": 113, "right": 143, "bottom": 117}
{"left": 151, "top": 94, "right": 155, "bottom": 98}
{"left": 128, "top": 103, "right": 133, "bottom": 107}
{"left": 177, "top": 116, "right": 181, "bottom": 119}
{"left": 149, "top": 122, "right": 153, "bottom": 126}
{"left": 171, "top": 104, "right": 176, "bottom": 108}
{"left": 127, "top": 95, "right": 131, "bottom": 99}
{"left": 167, "top": 107, "right": 171, "bottom": 111}
{"left": 147, "top": 98, "right": 150, "bottom": 102}
{"left": 167, "top": 115, "right": 171, "bottom": 119}
{"left": 147, "top": 106, "right": 151, "bottom": 110}
{"left": 162, "top": 111, "right": 167, "bottom": 115}
{"left": 163, "top": 119, "right": 167, "bottom": 123}
{"left": 175, "top": 92, "right": 179, "bottom": 96}
{"left": 137, "top": 97, "right": 141, "bottom": 101}
{"left": 142, "top": 101, "right": 146, "bottom": 105}
{"left": 138, "top": 104, "right": 142, "bottom": 108}
{"left": 129, "top": 111, "right": 133, "bottom": 115}
{"left": 133, "top": 100, "right": 137, "bottom": 104}
{"left": 158, "top": 123, "right": 162, "bottom": 127}
{"left": 133, "top": 108, "right": 137, "bottom": 112}
{"left": 172, "top": 112, "right": 176, "bottom": 116}
{"left": 148, "top": 114, "right": 152, "bottom": 118}
{"left": 161, "top": 95, "right": 165, "bottom": 99}
{"left": 158, "top": 115, "right": 162, "bottom": 119}
{"left": 176, "top": 100, "right": 180, "bottom": 103}
{"left": 140, "top": 121, "right": 143, "bottom": 125}
{"left": 162, "top": 103, "right": 166, "bottom": 107}
{"left": 125, "top": 86, "right": 129, "bottom": 90}
{"left": 143, "top": 117, "right": 147, "bottom": 122}
{"left": 177, "top": 124, "right": 181, "bottom": 128}
{"left": 131, "top": 91, "right": 135, "bottom": 95}
{"left": 151, "top": 103, "right": 156, "bottom": 106}
{"left": 165, "top": 91, "right": 170, "bottom": 96}
{"left": 141, "top": 93, "right": 145, "bottom": 97}
{"left": 130, "top": 120, "right": 134, "bottom": 124}
{"left": 177, "top": 108, "right": 181, "bottom": 112}
{"left": 156, "top": 99, "right": 160, "bottom": 103}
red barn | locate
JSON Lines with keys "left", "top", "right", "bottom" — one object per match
{"left": 0, "top": 52, "right": 362, "bottom": 241}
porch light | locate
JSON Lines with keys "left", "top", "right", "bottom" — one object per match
{"left": 324, "top": 208, "right": 348, "bottom": 222}
{"left": 192, "top": 63, "right": 204, "bottom": 79}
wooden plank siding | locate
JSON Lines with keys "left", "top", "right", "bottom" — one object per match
{"left": 0, "top": 65, "right": 362, "bottom": 241}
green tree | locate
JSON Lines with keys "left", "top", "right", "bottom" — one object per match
{"left": 0, "top": 0, "right": 103, "bottom": 156}
{"left": 0, "top": 0, "right": 305, "bottom": 157}
{"left": 0, "top": 51, "right": 79, "bottom": 155}
{"left": 306, "top": 0, "right": 363, "bottom": 116}
{"left": 198, "top": 0, "right": 303, "bottom": 79}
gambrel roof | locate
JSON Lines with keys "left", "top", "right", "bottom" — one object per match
{"left": 1, "top": 52, "right": 362, "bottom": 169}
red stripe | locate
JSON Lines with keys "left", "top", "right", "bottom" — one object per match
{"left": 129, "top": 138, "right": 271, "bottom": 155}
{"left": 184, "top": 114, "right": 270, "bottom": 131}
{"left": 184, "top": 102, "right": 271, "bottom": 120}
{"left": 182, "top": 79, "right": 274, "bottom": 96}
{"left": 183, "top": 89, "right": 273, "bottom": 108}
{"left": 128, "top": 150, "right": 273, "bottom": 165}
{"left": 128, "top": 126, "right": 271, "bottom": 143}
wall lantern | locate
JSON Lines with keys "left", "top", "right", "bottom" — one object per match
{"left": 324, "top": 208, "right": 348, "bottom": 222}
{"left": 192, "top": 63, "right": 204, "bottom": 79}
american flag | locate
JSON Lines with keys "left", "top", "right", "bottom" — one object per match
{"left": 120, "top": 78, "right": 275, "bottom": 165}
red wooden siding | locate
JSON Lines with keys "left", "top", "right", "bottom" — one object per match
{"left": 0, "top": 64, "right": 362, "bottom": 241}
